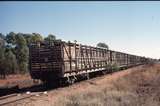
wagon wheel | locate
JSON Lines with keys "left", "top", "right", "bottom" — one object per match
{"left": 67, "top": 76, "right": 76, "bottom": 85}
{"left": 102, "top": 70, "right": 106, "bottom": 75}
{"left": 86, "top": 73, "right": 90, "bottom": 80}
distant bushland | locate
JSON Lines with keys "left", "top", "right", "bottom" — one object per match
{"left": 0, "top": 32, "right": 56, "bottom": 78}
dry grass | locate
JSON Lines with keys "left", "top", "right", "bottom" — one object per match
{"left": 55, "top": 64, "right": 160, "bottom": 106}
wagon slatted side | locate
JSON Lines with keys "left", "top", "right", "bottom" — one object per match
{"left": 29, "top": 40, "right": 151, "bottom": 82}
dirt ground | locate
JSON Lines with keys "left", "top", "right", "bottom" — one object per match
{"left": 0, "top": 74, "right": 33, "bottom": 88}
{"left": 4, "top": 63, "right": 160, "bottom": 106}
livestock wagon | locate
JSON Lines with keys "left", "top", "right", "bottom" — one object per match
{"left": 29, "top": 40, "right": 148, "bottom": 84}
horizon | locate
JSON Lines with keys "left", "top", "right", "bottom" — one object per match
{"left": 0, "top": 1, "right": 160, "bottom": 59}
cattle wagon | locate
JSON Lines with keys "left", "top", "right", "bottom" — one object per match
{"left": 29, "top": 40, "right": 148, "bottom": 84}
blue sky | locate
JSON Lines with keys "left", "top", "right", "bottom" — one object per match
{"left": 0, "top": 1, "right": 160, "bottom": 59}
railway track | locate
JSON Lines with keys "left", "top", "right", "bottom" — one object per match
{"left": 0, "top": 75, "right": 104, "bottom": 105}
{"left": 0, "top": 82, "right": 51, "bottom": 106}
{"left": 0, "top": 74, "right": 99, "bottom": 105}
{"left": 0, "top": 92, "right": 45, "bottom": 106}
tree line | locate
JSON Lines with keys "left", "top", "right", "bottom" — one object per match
{"left": 0, "top": 32, "right": 56, "bottom": 78}
{"left": 0, "top": 32, "right": 108, "bottom": 78}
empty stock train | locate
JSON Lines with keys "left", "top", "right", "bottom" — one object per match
{"left": 29, "top": 40, "right": 150, "bottom": 84}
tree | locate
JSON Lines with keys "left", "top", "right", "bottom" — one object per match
{"left": 0, "top": 38, "right": 5, "bottom": 48}
{"left": 15, "top": 33, "right": 27, "bottom": 47}
{"left": 14, "top": 34, "right": 29, "bottom": 73}
{"left": 6, "top": 32, "right": 16, "bottom": 45}
{"left": 44, "top": 34, "right": 56, "bottom": 42}
{"left": 0, "top": 33, "right": 5, "bottom": 40}
{"left": 97, "top": 42, "right": 109, "bottom": 50}
{"left": 0, "top": 32, "right": 17, "bottom": 77}
{"left": 0, "top": 39, "right": 6, "bottom": 66}
{"left": 31, "top": 33, "right": 43, "bottom": 43}
{"left": 0, "top": 32, "right": 58, "bottom": 75}
{"left": 4, "top": 49, "right": 18, "bottom": 74}
{"left": 22, "top": 34, "right": 33, "bottom": 46}
{"left": 16, "top": 46, "right": 29, "bottom": 64}
{"left": 0, "top": 47, "right": 6, "bottom": 78}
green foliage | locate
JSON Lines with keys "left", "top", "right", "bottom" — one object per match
{"left": 0, "top": 33, "right": 5, "bottom": 40}
{"left": 6, "top": 32, "right": 16, "bottom": 45}
{"left": 0, "top": 47, "right": 5, "bottom": 70}
{"left": 0, "top": 46, "right": 18, "bottom": 75}
{"left": 44, "top": 34, "right": 56, "bottom": 42}
{"left": 14, "top": 34, "right": 29, "bottom": 73}
{"left": 16, "top": 45, "right": 29, "bottom": 63}
{"left": 97, "top": 42, "right": 109, "bottom": 49}
{"left": 0, "top": 38, "right": 5, "bottom": 47}
{"left": 0, "top": 47, "right": 6, "bottom": 78}
{"left": 105, "top": 63, "right": 120, "bottom": 72}
{"left": 18, "top": 62, "right": 28, "bottom": 74}
{"left": 22, "top": 34, "right": 33, "bottom": 46}
{"left": 6, "top": 33, "right": 29, "bottom": 73}
{"left": 31, "top": 33, "right": 43, "bottom": 43}
{"left": 4, "top": 49, "right": 18, "bottom": 74}
{"left": 15, "top": 33, "right": 27, "bottom": 47}
{"left": 0, "top": 32, "right": 57, "bottom": 75}
{"left": 111, "top": 63, "right": 119, "bottom": 72}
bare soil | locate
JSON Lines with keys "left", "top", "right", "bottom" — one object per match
{"left": 0, "top": 74, "right": 33, "bottom": 88}
{"left": 3, "top": 63, "right": 160, "bottom": 106}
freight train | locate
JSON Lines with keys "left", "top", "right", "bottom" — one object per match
{"left": 29, "top": 40, "right": 151, "bottom": 85}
